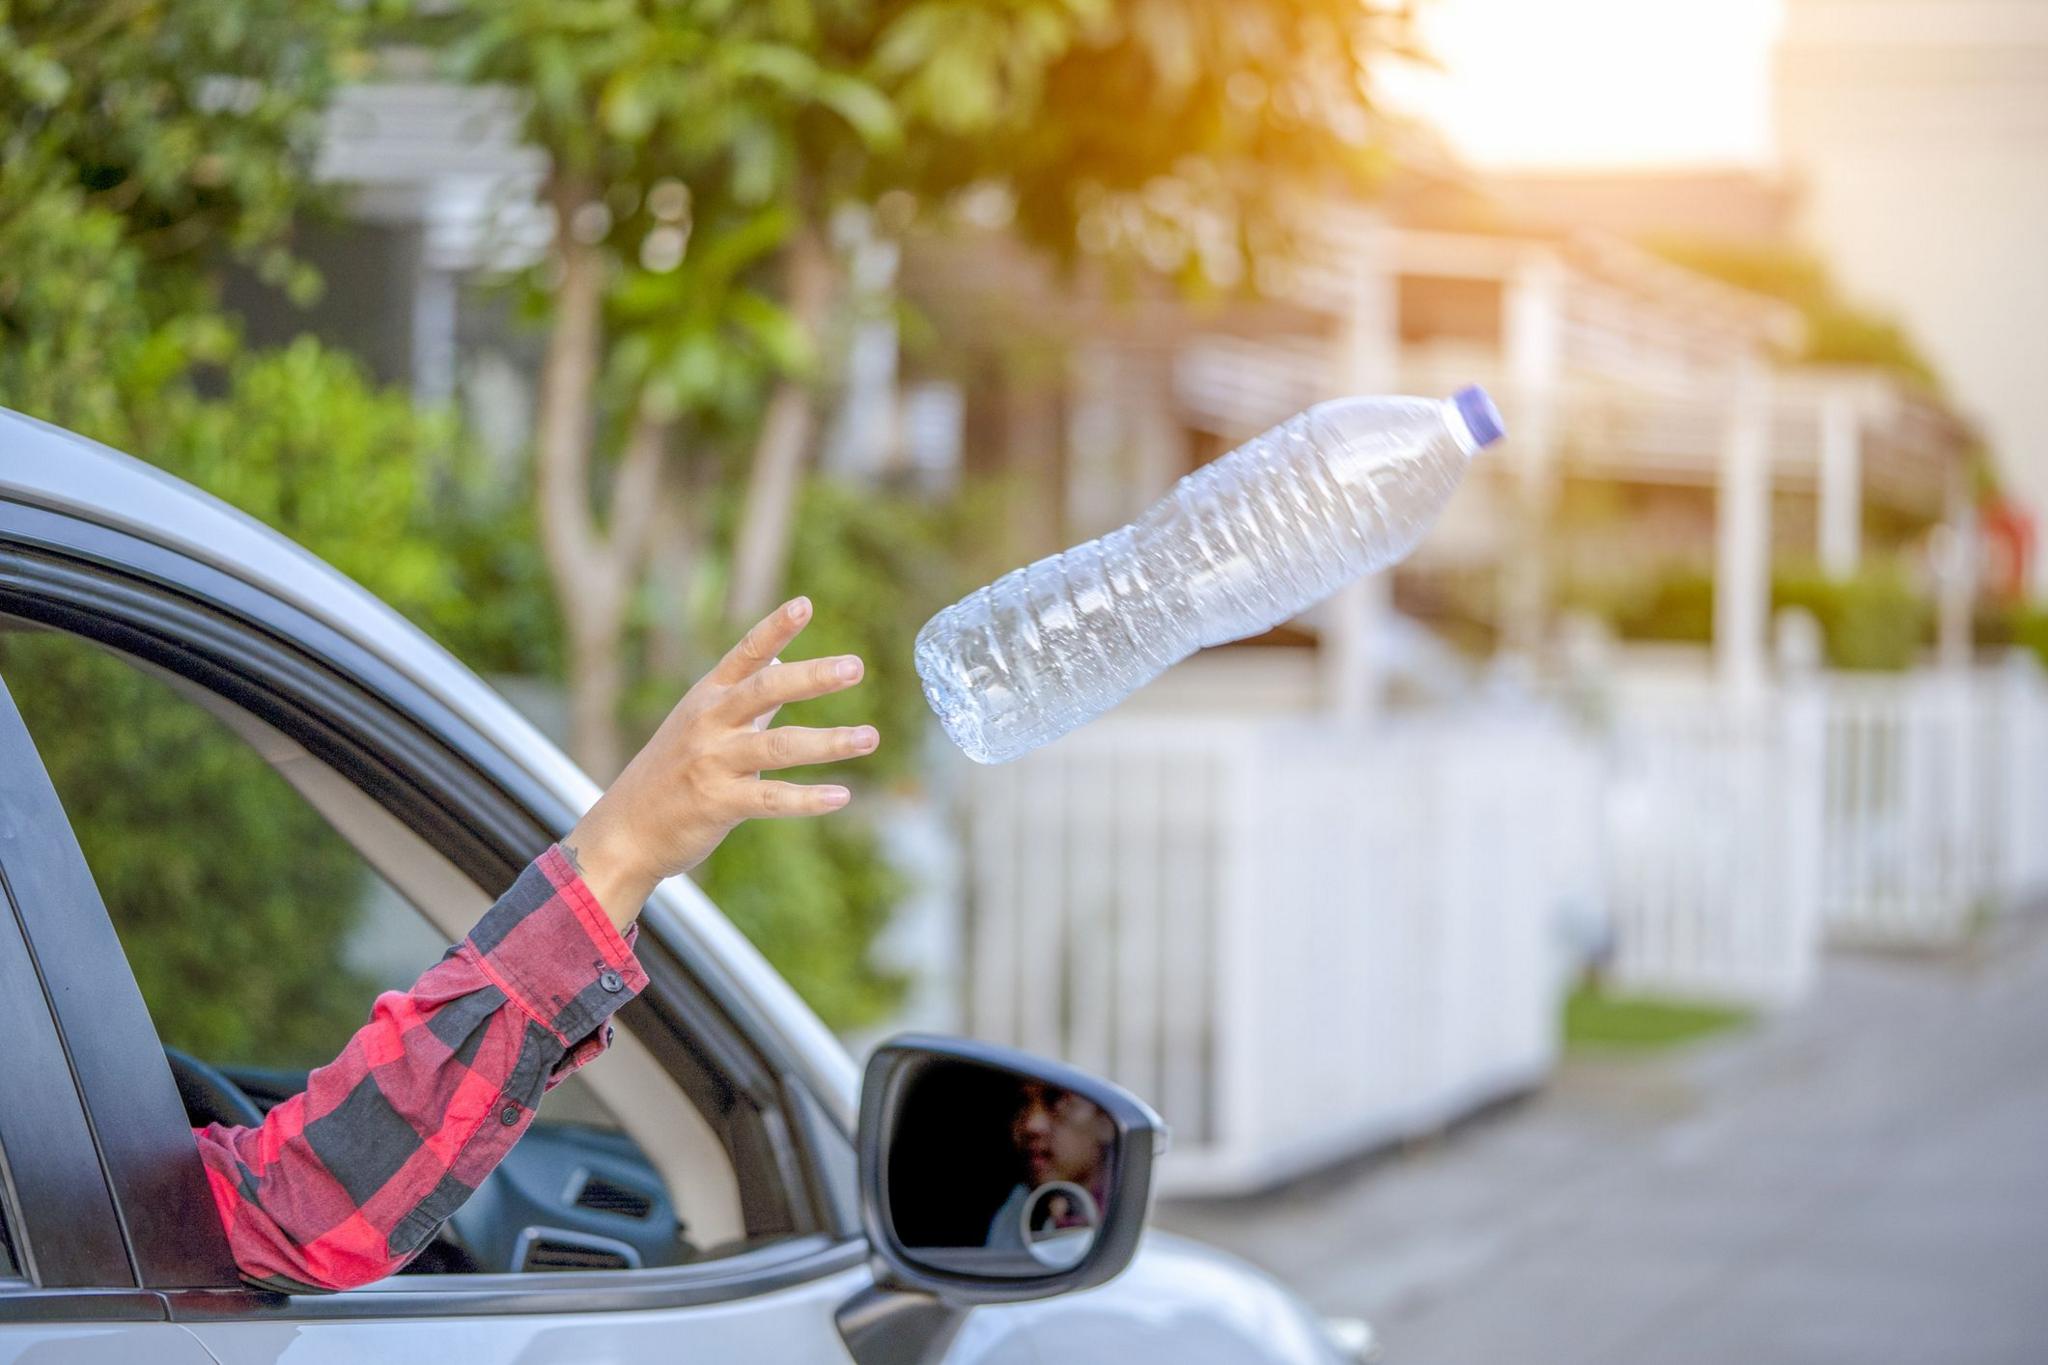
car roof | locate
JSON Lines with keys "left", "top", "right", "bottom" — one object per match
{"left": 0, "top": 405, "right": 858, "bottom": 1121}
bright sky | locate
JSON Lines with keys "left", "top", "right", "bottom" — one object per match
{"left": 1379, "top": 0, "right": 1786, "bottom": 171}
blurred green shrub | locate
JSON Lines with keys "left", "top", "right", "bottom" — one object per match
{"left": 1979, "top": 603, "right": 2048, "bottom": 673}
{"left": 1772, "top": 567, "right": 1930, "bottom": 672}
{"left": 1557, "top": 567, "right": 1715, "bottom": 647}
{"left": 0, "top": 340, "right": 523, "bottom": 1065}
{"left": 2, "top": 631, "right": 380, "bottom": 1067}
{"left": 1561, "top": 562, "right": 1930, "bottom": 671}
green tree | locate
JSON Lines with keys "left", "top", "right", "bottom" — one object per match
{"left": 430, "top": 0, "right": 1416, "bottom": 1028}
{"left": 440, "top": 0, "right": 1416, "bottom": 775}
{"left": 444, "top": 0, "right": 905, "bottom": 775}
{"left": 0, "top": 2, "right": 555, "bottom": 1058}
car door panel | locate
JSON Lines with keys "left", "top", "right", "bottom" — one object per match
{"left": 180, "top": 1267, "right": 1080, "bottom": 1365}
{"left": 0, "top": 1324, "right": 222, "bottom": 1365}
{"left": 182, "top": 1265, "right": 870, "bottom": 1365}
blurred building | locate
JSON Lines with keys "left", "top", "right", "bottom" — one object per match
{"left": 1488, "top": 169, "right": 1799, "bottom": 247}
{"left": 875, "top": 171, "right": 1975, "bottom": 707}
{"left": 1778, "top": 0, "right": 2048, "bottom": 591}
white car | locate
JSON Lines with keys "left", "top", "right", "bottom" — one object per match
{"left": 0, "top": 407, "right": 1361, "bottom": 1364}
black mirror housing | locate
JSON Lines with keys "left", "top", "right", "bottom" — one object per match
{"left": 856, "top": 1034, "right": 1166, "bottom": 1306}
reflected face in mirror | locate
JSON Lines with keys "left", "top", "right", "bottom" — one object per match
{"left": 885, "top": 1062, "right": 1120, "bottom": 1278}
{"left": 1013, "top": 1080, "right": 1111, "bottom": 1191}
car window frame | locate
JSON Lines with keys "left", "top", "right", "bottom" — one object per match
{"left": 0, "top": 673, "right": 192, "bottom": 1324}
{"left": 0, "top": 498, "right": 865, "bottom": 1319}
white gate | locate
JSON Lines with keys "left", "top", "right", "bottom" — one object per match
{"left": 962, "top": 710, "right": 1600, "bottom": 1196}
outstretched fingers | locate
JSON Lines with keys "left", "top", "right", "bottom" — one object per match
{"left": 710, "top": 597, "right": 812, "bottom": 687}
{"left": 734, "top": 724, "right": 879, "bottom": 774}
{"left": 724, "top": 652, "right": 864, "bottom": 724}
{"left": 751, "top": 781, "right": 851, "bottom": 817}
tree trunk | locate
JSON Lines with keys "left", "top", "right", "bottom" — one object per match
{"left": 533, "top": 182, "right": 674, "bottom": 780}
{"left": 645, "top": 452, "right": 708, "bottom": 682}
{"left": 724, "top": 222, "right": 836, "bottom": 624}
{"left": 564, "top": 603, "right": 627, "bottom": 780}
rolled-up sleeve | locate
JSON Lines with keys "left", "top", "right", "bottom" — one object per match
{"left": 192, "top": 845, "right": 648, "bottom": 1292}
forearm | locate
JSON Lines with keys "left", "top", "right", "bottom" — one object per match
{"left": 195, "top": 846, "right": 645, "bottom": 1292}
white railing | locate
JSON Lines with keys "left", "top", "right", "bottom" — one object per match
{"left": 961, "top": 709, "right": 1601, "bottom": 1196}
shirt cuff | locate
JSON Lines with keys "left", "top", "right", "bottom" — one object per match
{"left": 457, "top": 844, "right": 649, "bottom": 1049}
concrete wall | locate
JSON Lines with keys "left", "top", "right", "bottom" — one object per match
{"left": 1778, "top": 0, "right": 2048, "bottom": 588}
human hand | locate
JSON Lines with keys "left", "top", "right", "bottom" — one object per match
{"left": 564, "top": 596, "right": 877, "bottom": 930}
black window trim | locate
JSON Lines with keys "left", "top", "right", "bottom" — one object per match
{"left": 0, "top": 673, "right": 181, "bottom": 1316}
{"left": 0, "top": 500, "right": 867, "bottom": 1319}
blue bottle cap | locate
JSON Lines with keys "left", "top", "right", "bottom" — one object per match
{"left": 1452, "top": 385, "right": 1505, "bottom": 450}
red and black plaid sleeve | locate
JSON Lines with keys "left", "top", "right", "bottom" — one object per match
{"left": 192, "top": 845, "right": 648, "bottom": 1292}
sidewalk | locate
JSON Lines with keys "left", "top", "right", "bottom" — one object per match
{"left": 1156, "top": 909, "right": 2048, "bottom": 1365}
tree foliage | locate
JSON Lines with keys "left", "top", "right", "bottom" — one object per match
{"left": 879, "top": 0, "right": 1411, "bottom": 285}
{"left": 1645, "top": 238, "right": 1941, "bottom": 390}
{"left": 0, "top": 2, "right": 555, "bottom": 1059}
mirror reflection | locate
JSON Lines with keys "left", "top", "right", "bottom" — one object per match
{"left": 887, "top": 1063, "right": 1117, "bottom": 1278}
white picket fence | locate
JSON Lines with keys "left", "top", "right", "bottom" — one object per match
{"left": 1606, "top": 654, "right": 2048, "bottom": 1005}
{"left": 949, "top": 653, "right": 2048, "bottom": 1194}
{"left": 961, "top": 710, "right": 1601, "bottom": 1196}
{"left": 1817, "top": 659, "right": 2048, "bottom": 943}
{"left": 1601, "top": 680, "right": 1827, "bottom": 1004}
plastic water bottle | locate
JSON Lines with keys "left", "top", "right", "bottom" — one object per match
{"left": 915, "top": 387, "right": 1505, "bottom": 763}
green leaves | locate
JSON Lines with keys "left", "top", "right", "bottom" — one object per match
{"left": 871, "top": 0, "right": 1090, "bottom": 136}
{"left": 449, "top": 0, "right": 895, "bottom": 192}
{"left": 606, "top": 199, "right": 808, "bottom": 418}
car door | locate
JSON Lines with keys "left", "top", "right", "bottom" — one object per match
{"left": 0, "top": 416, "right": 1314, "bottom": 1365}
{"left": 0, "top": 674, "right": 222, "bottom": 1365}
{"left": 0, "top": 473, "right": 1060, "bottom": 1363}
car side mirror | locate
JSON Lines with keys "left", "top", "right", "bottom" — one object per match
{"left": 836, "top": 1034, "right": 1167, "bottom": 1365}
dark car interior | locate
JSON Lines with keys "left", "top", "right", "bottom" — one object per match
{"left": 165, "top": 1046, "right": 695, "bottom": 1274}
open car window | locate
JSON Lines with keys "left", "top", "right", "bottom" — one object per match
{"left": 0, "top": 623, "right": 750, "bottom": 1274}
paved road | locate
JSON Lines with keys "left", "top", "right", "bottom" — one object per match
{"left": 1157, "top": 909, "right": 2048, "bottom": 1365}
